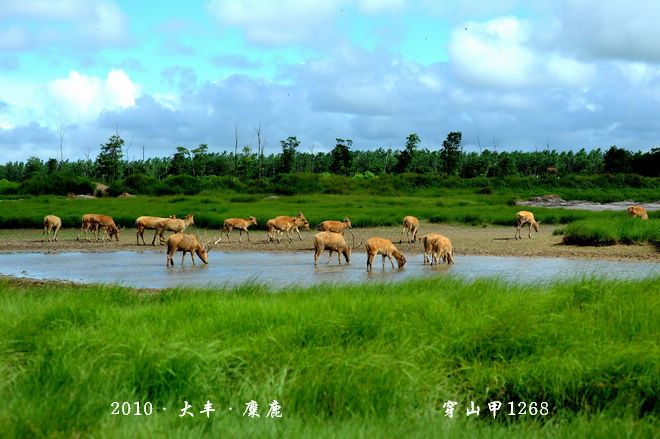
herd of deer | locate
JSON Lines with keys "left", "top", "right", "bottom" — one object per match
{"left": 40, "top": 204, "right": 650, "bottom": 270}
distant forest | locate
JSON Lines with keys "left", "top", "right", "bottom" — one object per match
{"left": 0, "top": 131, "right": 658, "bottom": 196}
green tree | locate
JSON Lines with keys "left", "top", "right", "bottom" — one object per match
{"left": 24, "top": 156, "right": 46, "bottom": 179}
{"left": 278, "top": 136, "right": 300, "bottom": 174}
{"left": 330, "top": 138, "right": 353, "bottom": 175}
{"left": 604, "top": 146, "right": 632, "bottom": 173}
{"left": 440, "top": 131, "right": 462, "bottom": 175}
{"left": 395, "top": 133, "right": 420, "bottom": 173}
{"left": 96, "top": 134, "right": 124, "bottom": 182}
{"left": 191, "top": 144, "right": 209, "bottom": 177}
{"left": 170, "top": 146, "right": 191, "bottom": 176}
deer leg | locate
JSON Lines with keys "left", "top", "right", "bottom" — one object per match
{"left": 191, "top": 251, "right": 195, "bottom": 265}
{"left": 296, "top": 227, "right": 303, "bottom": 241}
{"left": 54, "top": 226, "right": 60, "bottom": 242}
{"left": 528, "top": 223, "right": 532, "bottom": 238}
{"left": 238, "top": 229, "right": 243, "bottom": 243}
{"left": 246, "top": 229, "right": 251, "bottom": 243}
{"left": 381, "top": 254, "right": 387, "bottom": 270}
{"left": 181, "top": 251, "right": 186, "bottom": 265}
{"left": 337, "top": 250, "right": 342, "bottom": 265}
{"left": 367, "top": 252, "right": 373, "bottom": 271}
{"left": 388, "top": 253, "right": 396, "bottom": 269}
{"left": 399, "top": 227, "right": 405, "bottom": 243}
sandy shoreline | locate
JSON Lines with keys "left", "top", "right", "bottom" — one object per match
{"left": 1, "top": 224, "right": 657, "bottom": 261}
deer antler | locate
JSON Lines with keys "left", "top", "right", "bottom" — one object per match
{"left": 352, "top": 232, "right": 364, "bottom": 248}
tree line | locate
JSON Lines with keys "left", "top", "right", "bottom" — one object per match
{"left": 0, "top": 132, "right": 658, "bottom": 196}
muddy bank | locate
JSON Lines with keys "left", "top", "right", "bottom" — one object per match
{"left": 1, "top": 225, "right": 657, "bottom": 261}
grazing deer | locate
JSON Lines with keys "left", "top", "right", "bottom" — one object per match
{"left": 221, "top": 216, "right": 258, "bottom": 242}
{"left": 399, "top": 215, "right": 419, "bottom": 243}
{"left": 266, "top": 212, "right": 310, "bottom": 243}
{"left": 627, "top": 205, "right": 649, "bottom": 220}
{"left": 77, "top": 214, "right": 121, "bottom": 242}
{"left": 165, "top": 232, "right": 214, "bottom": 266}
{"left": 156, "top": 214, "right": 195, "bottom": 244}
{"left": 313, "top": 231, "right": 363, "bottom": 265}
{"left": 515, "top": 211, "right": 540, "bottom": 239}
{"left": 366, "top": 237, "right": 406, "bottom": 271}
{"left": 317, "top": 217, "right": 352, "bottom": 235}
{"left": 546, "top": 166, "right": 559, "bottom": 176}
{"left": 135, "top": 214, "right": 176, "bottom": 245}
{"left": 42, "top": 215, "right": 62, "bottom": 242}
{"left": 421, "top": 233, "right": 454, "bottom": 265}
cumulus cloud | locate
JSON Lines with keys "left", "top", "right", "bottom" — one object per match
{"left": 206, "top": 0, "right": 343, "bottom": 45}
{"left": 449, "top": 16, "right": 595, "bottom": 88}
{"left": 48, "top": 70, "right": 140, "bottom": 120}
{"left": 0, "top": 0, "right": 131, "bottom": 50}
{"left": 554, "top": 0, "right": 660, "bottom": 62}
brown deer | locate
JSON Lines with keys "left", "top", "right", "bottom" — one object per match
{"left": 42, "top": 215, "right": 62, "bottom": 242}
{"left": 313, "top": 231, "right": 363, "bottom": 265}
{"left": 221, "top": 216, "right": 258, "bottom": 242}
{"left": 421, "top": 233, "right": 454, "bottom": 265}
{"left": 515, "top": 211, "right": 540, "bottom": 239}
{"left": 156, "top": 214, "right": 195, "bottom": 244}
{"left": 627, "top": 205, "right": 649, "bottom": 220}
{"left": 77, "top": 214, "right": 121, "bottom": 242}
{"left": 366, "top": 237, "right": 406, "bottom": 271}
{"left": 399, "top": 215, "right": 420, "bottom": 243}
{"left": 266, "top": 212, "right": 310, "bottom": 243}
{"left": 317, "top": 217, "right": 352, "bottom": 235}
{"left": 165, "top": 232, "right": 213, "bottom": 266}
{"left": 135, "top": 214, "right": 176, "bottom": 245}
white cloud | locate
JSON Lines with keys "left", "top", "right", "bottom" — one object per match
{"left": 0, "top": 0, "right": 130, "bottom": 49}
{"left": 48, "top": 70, "right": 140, "bottom": 119}
{"left": 555, "top": 0, "right": 660, "bottom": 62}
{"left": 206, "top": 0, "right": 343, "bottom": 45}
{"left": 449, "top": 16, "right": 535, "bottom": 88}
{"left": 449, "top": 15, "right": 596, "bottom": 89}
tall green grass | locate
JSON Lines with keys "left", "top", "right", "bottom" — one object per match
{"left": 0, "top": 188, "right": 651, "bottom": 230}
{"left": 562, "top": 217, "right": 660, "bottom": 246}
{"left": 0, "top": 277, "right": 658, "bottom": 437}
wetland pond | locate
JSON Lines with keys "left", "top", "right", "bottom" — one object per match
{"left": 0, "top": 250, "right": 658, "bottom": 289}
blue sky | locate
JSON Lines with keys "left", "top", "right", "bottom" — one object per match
{"left": 1, "top": 0, "right": 659, "bottom": 162}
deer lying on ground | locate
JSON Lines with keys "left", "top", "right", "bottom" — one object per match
{"left": 42, "top": 215, "right": 62, "bottom": 242}
{"left": 627, "top": 205, "right": 649, "bottom": 220}
{"left": 156, "top": 214, "right": 195, "bottom": 244}
{"left": 266, "top": 212, "right": 310, "bottom": 243}
{"left": 313, "top": 231, "right": 363, "bottom": 265}
{"left": 165, "top": 232, "right": 213, "bottom": 266}
{"left": 366, "top": 237, "right": 406, "bottom": 271}
{"left": 421, "top": 233, "right": 454, "bottom": 265}
{"left": 317, "top": 217, "right": 352, "bottom": 235}
{"left": 515, "top": 211, "right": 540, "bottom": 239}
{"left": 135, "top": 214, "right": 176, "bottom": 245}
{"left": 399, "top": 215, "right": 420, "bottom": 243}
{"left": 77, "top": 214, "right": 121, "bottom": 242}
{"left": 221, "top": 216, "right": 257, "bottom": 242}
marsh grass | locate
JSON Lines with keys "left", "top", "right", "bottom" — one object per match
{"left": 562, "top": 216, "right": 660, "bottom": 245}
{"left": 1, "top": 187, "right": 653, "bottom": 230}
{"left": 0, "top": 277, "right": 658, "bottom": 437}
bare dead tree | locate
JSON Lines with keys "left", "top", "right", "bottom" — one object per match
{"left": 56, "top": 122, "right": 67, "bottom": 163}
{"left": 255, "top": 123, "right": 265, "bottom": 179}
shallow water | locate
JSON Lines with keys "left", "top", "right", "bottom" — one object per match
{"left": 0, "top": 251, "right": 658, "bottom": 289}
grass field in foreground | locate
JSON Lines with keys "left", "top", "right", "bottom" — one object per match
{"left": 0, "top": 277, "right": 658, "bottom": 437}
